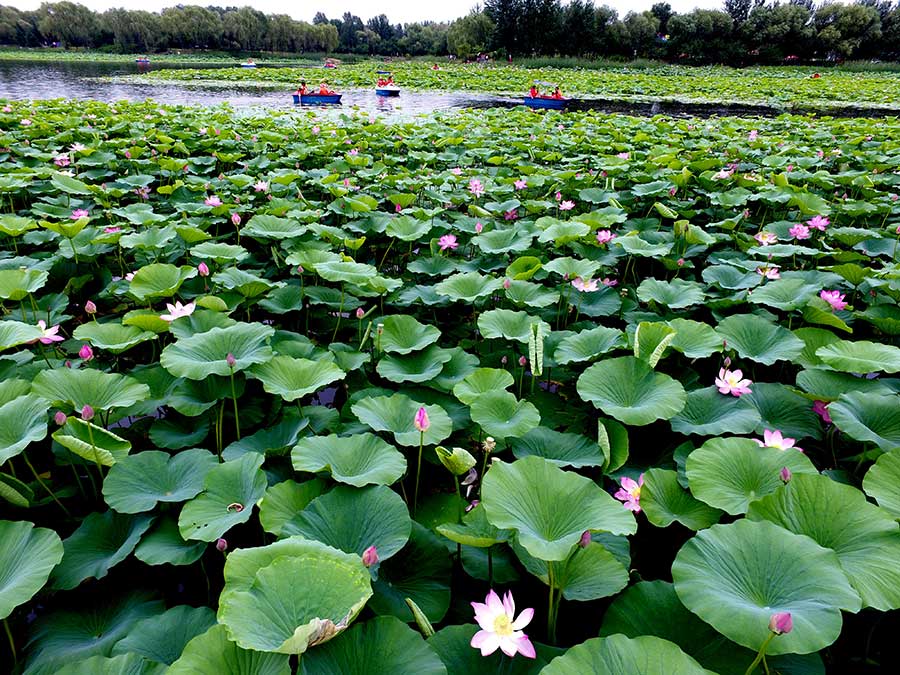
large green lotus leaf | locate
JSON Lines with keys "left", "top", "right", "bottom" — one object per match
{"left": 111, "top": 605, "right": 216, "bottom": 665}
{"left": 553, "top": 326, "right": 624, "bottom": 365}
{"left": 816, "top": 340, "right": 900, "bottom": 374}
{"left": 686, "top": 437, "right": 818, "bottom": 515}
{"left": 863, "top": 448, "right": 900, "bottom": 518}
{"left": 793, "top": 327, "right": 842, "bottom": 369}
{"left": 469, "top": 390, "right": 540, "bottom": 439}
{"left": 213, "top": 267, "right": 281, "bottom": 298}
{"left": 637, "top": 278, "right": 705, "bottom": 309}
{"left": 435, "top": 504, "right": 509, "bottom": 548}
{"left": 0, "top": 379, "right": 30, "bottom": 406}
{"left": 283, "top": 485, "right": 410, "bottom": 562}
{"left": 513, "top": 539, "right": 629, "bottom": 601}
{"left": 670, "top": 386, "right": 761, "bottom": 436}
{"left": 716, "top": 314, "right": 804, "bottom": 365}
{"left": 745, "top": 383, "right": 823, "bottom": 440}
{"left": 351, "top": 394, "right": 452, "bottom": 446}
{"left": 292, "top": 433, "right": 406, "bottom": 487}
{"left": 370, "top": 522, "right": 451, "bottom": 623}
{"left": 477, "top": 309, "right": 551, "bottom": 344}
{"left": 247, "top": 355, "right": 344, "bottom": 401}
{"left": 614, "top": 234, "right": 674, "bottom": 257}
{"left": 0, "top": 472, "right": 34, "bottom": 508}
{"left": 223, "top": 411, "right": 309, "bottom": 461}
{"left": 167, "top": 310, "right": 237, "bottom": 340}
{"left": 481, "top": 457, "right": 636, "bottom": 561}
{"left": 748, "top": 277, "right": 819, "bottom": 311}
{"left": 0, "top": 520, "right": 63, "bottom": 620}
{"left": 641, "top": 468, "right": 722, "bottom": 530}
{"left": 600, "top": 581, "right": 824, "bottom": 675}
{"left": 25, "top": 593, "right": 164, "bottom": 674}
{"left": 241, "top": 214, "right": 307, "bottom": 240}
{"left": 672, "top": 519, "right": 861, "bottom": 655}
{"left": 747, "top": 473, "right": 900, "bottom": 611}
{"left": 541, "top": 634, "right": 707, "bottom": 675}
{"left": 376, "top": 345, "right": 454, "bottom": 384}
{"left": 298, "top": 616, "right": 446, "bottom": 675}
{"left": 473, "top": 227, "right": 534, "bottom": 254}
{"left": 133, "top": 517, "right": 205, "bottom": 567}
{"left": 103, "top": 449, "right": 218, "bottom": 513}
{"left": 505, "top": 280, "right": 559, "bottom": 308}
{"left": 452, "top": 368, "right": 514, "bottom": 405}
{"left": 160, "top": 323, "right": 275, "bottom": 380}
{"left": 0, "top": 319, "right": 42, "bottom": 350}
{"left": 384, "top": 216, "right": 431, "bottom": 241}
{"left": 53, "top": 417, "right": 131, "bottom": 466}
{"left": 258, "top": 478, "right": 327, "bottom": 536}
{"left": 218, "top": 536, "right": 372, "bottom": 654}
{"left": 378, "top": 315, "right": 441, "bottom": 354}
{"left": 429, "top": 346, "right": 479, "bottom": 390}
{"left": 666, "top": 319, "right": 722, "bottom": 359}
{"left": 435, "top": 272, "right": 503, "bottom": 303}
{"left": 0, "top": 214, "right": 37, "bottom": 236}
{"left": 53, "top": 653, "right": 166, "bottom": 675}
{"left": 577, "top": 356, "right": 686, "bottom": 426}
{"left": 0, "top": 393, "right": 48, "bottom": 464}
{"left": 73, "top": 322, "right": 156, "bottom": 354}
{"left": 795, "top": 369, "right": 893, "bottom": 402}
{"left": 510, "top": 426, "right": 603, "bottom": 468}
{"left": 0, "top": 268, "right": 48, "bottom": 301}
{"left": 128, "top": 263, "right": 197, "bottom": 301}
{"left": 168, "top": 624, "right": 290, "bottom": 675}
{"left": 33, "top": 368, "right": 151, "bottom": 410}
{"left": 829, "top": 391, "right": 900, "bottom": 450}
{"left": 51, "top": 511, "right": 154, "bottom": 590}
{"left": 191, "top": 241, "right": 249, "bottom": 263}
{"left": 178, "top": 453, "right": 267, "bottom": 542}
{"left": 598, "top": 417, "right": 629, "bottom": 472}
{"left": 428, "top": 624, "right": 561, "bottom": 674}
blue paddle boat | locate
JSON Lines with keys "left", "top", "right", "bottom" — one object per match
{"left": 375, "top": 70, "right": 400, "bottom": 97}
{"left": 135, "top": 57, "right": 151, "bottom": 65}
{"left": 293, "top": 93, "right": 342, "bottom": 105}
{"left": 523, "top": 96, "right": 568, "bottom": 110}
{"left": 240, "top": 60, "right": 257, "bottom": 68}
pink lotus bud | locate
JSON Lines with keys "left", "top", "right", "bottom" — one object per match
{"left": 124, "top": 150, "right": 131, "bottom": 159}
{"left": 677, "top": 258, "right": 685, "bottom": 267}
{"left": 198, "top": 262, "right": 210, "bottom": 277}
{"left": 296, "top": 265, "right": 304, "bottom": 274}
{"left": 475, "top": 222, "right": 483, "bottom": 233}
{"left": 216, "top": 538, "right": 228, "bottom": 552}
{"left": 81, "top": 405, "right": 94, "bottom": 421}
{"left": 54, "top": 411, "right": 67, "bottom": 426}
{"left": 519, "top": 356, "right": 527, "bottom": 367}
{"left": 501, "top": 356, "right": 508, "bottom": 365}
{"left": 79, "top": 344, "right": 93, "bottom": 361}
{"left": 465, "top": 499, "right": 480, "bottom": 513}
{"left": 226, "top": 353, "right": 236, "bottom": 368}
{"left": 769, "top": 612, "right": 793, "bottom": 635}
{"left": 579, "top": 530, "right": 592, "bottom": 548}
{"left": 724, "top": 356, "right": 732, "bottom": 368}
{"left": 503, "top": 278, "right": 511, "bottom": 289}
{"left": 780, "top": 467, "right": 792, "bottom": 483}
{"left": 356, "top": 307, "right": 365, "bottom": 319}
{"left": 231, "top": 212, "right": 241, "bottom": 226}
{"left": 414, "top": 407, "right": 430, "bottom": 432}
{"left": 64, "top": 360, "right": 72, "bottom": 368}
{"left": 362, "top": 545, "right": 379, "bottom": 567}
{"left": 85, "top": 300, "right": 97, "bottom": 315}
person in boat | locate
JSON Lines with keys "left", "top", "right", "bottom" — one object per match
{"left": 297, "top": 81, "right": 308, "bottom": 96}
{"left": 432, "top": 63, "right": 441, "bottom": 70}
{"left": 319, "top": 81, "right": 334, "bottom": 95}
{"left": 550, "top": 86, "right": 563, "bottom": 100}
{"left": 529, "top": 84, "right": 539, "bottom": 99}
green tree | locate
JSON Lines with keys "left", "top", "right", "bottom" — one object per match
{"left": 668, "top": 9, "right": 735, "bottom": 62}
{"left": 814, "top": 1, "right": 882, "bottom": 59}
{"left": 743, "top": 1, "right": 815, "bottom": 62}
{"left": 448, "top": 10, "right": 495, "bottom": 58}
{"left": 622, "top": 11, "right": 660, "bottom": 58}
{"left": 159, "top": 6, "right": 223, "bottom": 50}
{"left": 37, "top": 2, "right": 98, "bottom": 48}
{"left": 484, "top": 0, "right": 521, "bottom": 54}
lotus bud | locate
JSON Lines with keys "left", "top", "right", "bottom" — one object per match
{"left": 769, "top": 612, "right": 793, "bottom": 635}
{"left": 677, "top": 258, "right": 684, "bottom": 267}
{"left": 518, "top": 356, "right": 527, "bottom": 367}
{"left": 362, "top": 545, "right": 379, "bottom": 567}
{"left": 723, "top": 356, "right": 732, "bottom": 368}
{"left": 296, "top": 265, "right": 304, "bottom": 274}
{"left": 461, "top": 468, "right": 478, "bottom": 486}
{"left": 85, "top": 300, "right": 97, "bottom": 314}
{"left": 483, "top": 437, "right": 496, "bottom": 453}
{"left": 81, "top": 404, "right": 94, "bottom": 421}
{"left": 198, "top": 262, "right": 210, "bottom": 277}
{"left": 780, "top": 467, "right": 792, "bottom": 484}
{"left": 54, "top": 411, "right": 67, "bottom": 426}
{"left": 79, "top": 343, "right": 94, "bottom": 361}
{"left": 226, "top": 353, "right": 236, "bottom": 368}
{"left": 216, "top": 538, "right": 228, "bottom": 552}
{"left": 579, "top": 530, "right": 592, "bottom": 548}
{"left": 414, "top": 407, "right": 430, "bottom": 433}
{"left": 501, "top": 355, "right": 508, "bottom": 365}
{"left": 503, "top": 278, "right": 511, "bottom": 289}
{"left": 475, "top": 222, "right": 483, "bottom": 233}
{"left": 436, "top": 446, "right": 477, "bottom": 475}
{"left": 356, "top": 307, "right": 365, "bottom": 319}
{"left": 231, "top": 212, "right": 241, "bottom": 226}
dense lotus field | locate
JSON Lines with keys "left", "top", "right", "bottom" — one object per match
{"left": 137, "top": 60, "right": 900, "bottom": 110}
{"left": 1, "top": 98, "right": 899, "bottom": 674}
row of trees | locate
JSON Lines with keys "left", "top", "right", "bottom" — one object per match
{"left": 0, "top": 1, "right": 898, "bottom": 62}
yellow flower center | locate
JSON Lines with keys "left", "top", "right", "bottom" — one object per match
{"left": 629, "top": 485, "right": 642, "bottom": 499}
{"left": 493, "top": 614, "right": 513, "bottom": 636}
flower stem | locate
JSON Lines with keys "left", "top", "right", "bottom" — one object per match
{"left": 229, "top": 369, "right": 241, "bottom": 440}
{"left": 547, "top": 562, "right": 557, "bottom": 645}
{"left": 22, "top": 453, "right": 70, "bottom": 517}
{"left": 413, "top": 431, "right": 424, "bottom": 517}
{"left": 3, "top": 618, "right": 15, "bottom": 666}
{"left": 743, "top": 633, "right": 776, "bottom": 675}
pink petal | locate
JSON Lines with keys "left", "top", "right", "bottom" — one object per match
{"left": 499, "top": 636, "right": 520, "bottom": 657}
{"left": 471, "top": 630, "right": 501, "bottom": 656}
{"left": 514, "top": 635, "right": 537, "bottom": 659}
{"left": 511, "top": 607, "right": 534, "bottom": 630}
{"left": 485, "top": 590, "right": 503, "bottom": 614}
{"left": 502, "top": 591, "right": 514, "bottom": 617}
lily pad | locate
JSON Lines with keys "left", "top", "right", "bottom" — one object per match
{"left": 72, "top": 322, "right": 156, "bottom": 354}
{"left": 670, "top": 386, "right": 761, "bottom": 436}
{"left": 379, "top": 315, "right": 441, "bottom": 354}
{"left": 351, "top": 394, "right": 452, "bottom": 447}
{"left": 102, "top": 449, "right": 217, "bottom": 513}
{"left": 542, "top": 634, "right": 707, "bottom": 675}
{"left": 829, "top": 391, "right": 900, "bottom": 450}
{"left": 716, "top": 314, "right": 804, "bottom": 365}
{"left": 640, "top": 468, "right": 722, "bottom": 530}
{"left": 469, "top": 390, "right": 540, "bottom": 439}
{"left": 160, "top": 322, "right": 275, "bottom": 380}
{"left": 292, "top": 433, "right": 406, "bottom": 487}
{"left": 863, "top": 448, "right": 900, "bottom": 518}
{"left": 247, "top": 355, "right": 345, "bottom": 401}
{"left": 168, "top": 624, "right": 290, "bottom": 675}
{"left": 0, "top": 520, "right": 63, "bottom": 620}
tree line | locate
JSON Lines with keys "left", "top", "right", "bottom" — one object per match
{"left": 0, "top": 1, "right": 898, "bottom": 63}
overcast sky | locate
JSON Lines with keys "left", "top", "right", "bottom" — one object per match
{"left": 7, "top": 1, "right": 724, "bottom": 24}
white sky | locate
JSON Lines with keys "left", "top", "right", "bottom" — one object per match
{"left": 6, "top": 1, "right": 724, "bottom": 24}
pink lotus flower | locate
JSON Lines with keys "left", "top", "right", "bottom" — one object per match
{"left": 754, "top": 231, "right": 777, "bottom": 246}
{"left": 69, "top": 142, "right": 86, "bottom": 152}
{"left": 555, "top": 191, "right": 562, "bottom": 202}
{"left": 748, "top": 130, "right": 758, "bottom": 141}
{"left": 469, "top": 178, "right": 485, "bottom": 198}
{"left": 78, "top": 344, "right": 94, "bottom": 361}
{"left": 807, "top": 215, "right": 829, "bottom": 231}
{"left": 715, "top": 368, "right": 752, "bottom": 397}
{"left": 559, "top": 200, "right": 575, "bottom": 211}
{"left": 70, "top": 209, "right": 89, "bottom": 220}
{"left": 614, "top": 474, "right": 644, "bottom": 512}
{"left": 20, "top": 118, "right": 31, "bottom": 126}
{"left": 254, "top": 180, "right": 269, "bottom": 192}
{"left": 579, "top": 530, "right": 592, "bottom": 548}
{"left": 204, "top": 195, "right": 221, "bottom": 207}
{"left": 348, "top": 148, "right": 358, "bottom": 156}
{"left": 504, "top": 209, "right": 518, "bottom": 221}
{"left": 439, "top": 234, "right": 459, "bottom": 251}
{"left": 231, "top": 212, "right": 241, "bottom": 226}
{"left": 124, "top": 150, "right": 131, "bottom": 159}
{"left": 813, "top": 400, "right": 832, "bottom": 424}
{"left": 125, "top": 272, "right": 135, "bottom": 281}
{"left": 789, "top": 224, "right": 811, "bottom": 240}
{"left": 514, "top": 178, "right": 527, "bottom": 190}
{"left": 475, "top": 222, "right": 483, "bottom": 233}
{"left": 713, "top": 168, "right": 734, "bottom": 180}
{"left": 31, "top": 320, "right": 64, "bottom": 344}
{"left": 616, "top": 152, "right": 630, "bottom": 160}
{"left": 502, "top": 278, "right": 511, "bottom": 289}
{"left": 756, "top": 266, "right": 780, "bottom": 280}
{"left": 769, "top": 612, "right": 793, "bottom": 635}
{"left": 470, "top": 590, "right": 535, "bottom": 659}
{"left": 755, "top": 429, "right": 803, "bottom": 453}
{"left": 571, "top": 277, "right": 598, "bottom": 292}
{"left": 85, "top": 300, "right": 97, "bottom": 315}
{"left": 198, "top": 262, "right": 210, "bottom": 277}
{"left": 362, "top": 545, "right": 379, "bottom": 567}
{"left": 104, "top": 226, "right": 120, "bottom": 234}
{"left": 1, "top": 105, "right": 11, "bottom": 113}
{"left": 602, "top": 277, "right": 618, "bottom": 287}
{"left": 820, "top": 289, "right": 847, "bottom": 311}
{"left": 160, "top": 301, "right": 195, "bottom": 322}
{"left": 451, "top": 167, "right": 462, "bottom": 175}
{"left": 596, "top": 230, "right": 616, "bottom": 245}
{"left": 414, "top": 407, "right": 430, "bottom": 432}
{"left": 54, "top": 154, "right": 70, "bottom": 167}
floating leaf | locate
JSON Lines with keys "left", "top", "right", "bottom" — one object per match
{"left": 160, "top": 323, "right": 275, "bottom": 380}
{"left": 292, "top": 433, "right": 406, "bottom": 487}
{"left": 542, "top": 634, "right": 707, "bottom": 675}
{"left": 103, "top": 449, "right": 217, "bottom": 514}
{"left": 640, "top": 468, "right": 722, "bottom": 530}
{"left": 469, "top": 390, "right": 540, "bottom": 439}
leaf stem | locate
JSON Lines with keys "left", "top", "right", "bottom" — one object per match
{"left": 3, "top": 618, "right": 15, "bottom": 665}
{"left": 229, "top": 369, "right": 241, "bottom": 440}
{"left": 743, "top": 633, "right": 776, "bottom": 675}
{"left": 22, "top": 452, "right": 71, "bottom": 517}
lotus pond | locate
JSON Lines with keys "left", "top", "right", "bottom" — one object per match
{"left": 0, "top": 98, "right": 899, "bottom": 674}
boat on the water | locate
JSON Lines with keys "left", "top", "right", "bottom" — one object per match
{"left": 135, "top": 57, "right": 151, "bottom": 65}
{"left": 523, "top": 96, "right": 568, "bottom": 110}
{"left": 241, "top": 60, "right": 257, "bottom": 68}
{"left": 293, "top": 93, "right": 342, "bottom": 105}
{"left": 375, "top": 70, "right": 400, "bottom": 97}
